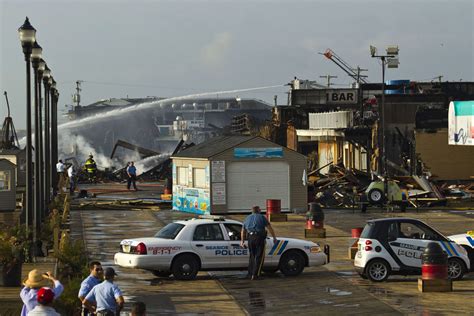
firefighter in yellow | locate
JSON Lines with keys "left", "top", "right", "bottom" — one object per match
{"left": 84, "top": 154, "right": 97, "bottom": 182}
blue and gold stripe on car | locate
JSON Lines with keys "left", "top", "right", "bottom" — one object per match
{"left": 440, "top": 241, "right": 460, "bottom": 257}
{"left": 269, "top": 240, "right": 288, "bottom": 255}
{"left": 467, "top": 236, "right": 474, "bottom": 247}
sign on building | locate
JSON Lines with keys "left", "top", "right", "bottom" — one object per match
{"left": 448, "top": 101, "right": 474, "bottom": 146}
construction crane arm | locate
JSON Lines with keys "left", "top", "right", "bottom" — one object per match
{"left": 321, "top": 49, "right": 369, "bottom": 84}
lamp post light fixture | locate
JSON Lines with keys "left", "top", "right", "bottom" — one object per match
{"left": 31, "top": 41, "right": 43, "bottom": 234}
{"left": 370, "top": 44, "right": 399, "bottom": 200}
{"left": 42, "top": 63, "right": 51, "bottom": 205}
{"left": 18, "top": 17, "right": 36, "bottom": 232}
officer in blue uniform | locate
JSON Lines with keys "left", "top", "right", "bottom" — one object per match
{"left": 241, "top": 206, "right": 277, "bottom": 280}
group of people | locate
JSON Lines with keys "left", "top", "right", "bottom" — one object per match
{"left": 56, "top": 156, "right": 139, "bottom": 193}
{"left": 20, "top": 263, "right": 146, "bottom": 315}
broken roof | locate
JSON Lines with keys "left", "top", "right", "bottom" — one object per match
{"left": 172, "top": 135, "right": 257, "bottom": 159}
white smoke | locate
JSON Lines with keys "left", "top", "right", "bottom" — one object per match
{"left": 133, "top": 153, "right": 170, "bottom": 176}
{"left": 58, "top": 130, "right": 114, "bottom": 169}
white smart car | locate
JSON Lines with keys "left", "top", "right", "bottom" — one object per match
{"left": 114, "top": 216, "right": 329, "bottom": 280}
{"left": 354, "top": 218, "right": 470, "bottom": 282}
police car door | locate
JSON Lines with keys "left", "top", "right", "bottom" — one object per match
{"left": 191, "top": 224, "right": 231, "bottom": 268}
{"left": 223, "top": 223, "right": 250, "bottom": 268}
{"left": 388, "top": 221, "right": 428, "bottom": 268}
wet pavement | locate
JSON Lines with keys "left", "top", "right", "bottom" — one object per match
{"left": 69, "top": 186, "right": 474, "bottom": 315}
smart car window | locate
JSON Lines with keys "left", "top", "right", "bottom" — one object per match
{"left": 154, "top": 223, "right": 185, "bottom": 239}
{"left": 360, "top": 222, "right": 375, "bottom": 238}
{"left": 399, "top": 223, "right": 427, "bottom": 239}
{"left": 387, "top": 222, "right": 399, "bottom": 240}
{"left": 193, "top": 224, "right": 225, "bottom": 241}
{"left": 224, "top": 224, "right": 242, "bottom": 241}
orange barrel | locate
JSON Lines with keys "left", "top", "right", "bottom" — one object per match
{"left": 351, "top": 227, "right": 364, "bottom": 238}
{"left": 266, "top": 199, "right": 281, "bottom": 219}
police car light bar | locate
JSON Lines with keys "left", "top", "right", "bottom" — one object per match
{"left": 197, "top": 215, "right": 226, "bottom": 221}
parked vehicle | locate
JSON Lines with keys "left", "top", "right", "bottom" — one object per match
{"left": 361, "top": 180, "right": 408, "bottom": 212}
{"left": 448, "top": 230, "right": 474, "bottom": 264}
{"left": 114, "top": 216, "right": 329, "bottom": 280}
{"left": 354, "top": 217, "right": 470, "bottom": 282}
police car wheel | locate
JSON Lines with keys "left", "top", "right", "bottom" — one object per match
{"left": 279, "top": 251, "right": 305, "bottom": 277}
{"left": 366, "top": 259, "right": 390, "bottom": 282}
{"left": 368, "top": 189, "right": 384, "bottom": 204}
{"left": 172, "top": 255, "right": 199, "bottom": 280}
{"left": 447, "top": 258, "right": 465, "bottom": 280}
{"left": 152, "top": 270, "right": 172, "bottom": 278}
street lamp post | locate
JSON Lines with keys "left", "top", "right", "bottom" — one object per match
{"left": 18, "top": 17, "right": 36, "bottom": 231}
{"left": 38, "top": 59, "right": 46, "bottom": 209}
{"left": 31, "top": 41, "right": 43, "bottom": 232}
{"left": 50, "top": 79, "right": 59, "bottom": 194}
{"left": 42, "top": 65, "right": 51, "bottom": 204}
{"left": 370, "top": 45, "right": 399, "bottom": 201}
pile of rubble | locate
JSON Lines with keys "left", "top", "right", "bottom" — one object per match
{"left": 308, "top": 163, "right": 473, "bottom": 209}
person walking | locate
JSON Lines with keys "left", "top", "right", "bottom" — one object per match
{"left": 56, "top": 159, "right": 66, "bottom": 191}
{"left": 83, "top": 267, "right": 124, "bottom": 316}
{"left": 20, "top": 270, "right": 64, "bottom": 316}
{"left": 240, "top": 206, "right": 277, "bottom": 280}
{"left": 67, "top": 164, "right": 77, "bottom": 194}
{"left": 27, "top": 287, "right": 61, "bottom": 316}
{"left": 126, "top": 161, "right": 138, "bottom": 191}
{"left": 78, "top": 261, "right": 104, "bottom": 316}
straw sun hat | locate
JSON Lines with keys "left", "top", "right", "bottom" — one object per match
{"left": 23, "top": 269, "right": 48, "bottom": 288}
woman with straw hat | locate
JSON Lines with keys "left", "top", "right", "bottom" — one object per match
{"left": 20, "top": 269, "right": 64, "bottom": 316}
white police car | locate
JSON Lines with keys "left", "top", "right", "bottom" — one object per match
{"left": 114, "top": 216, "right": 328, "bottom": 280}
{"left": 448, "top": 230, "right": 474, "bottom": 264}
{"left": 354, "top": 218, "right": 470, "bottom": 282}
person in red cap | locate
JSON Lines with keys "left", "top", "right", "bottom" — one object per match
{"left": 28, "top": 287, "right": 61, "bottom": 316}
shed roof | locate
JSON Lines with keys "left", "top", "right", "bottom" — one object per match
{"left": 172, "top": 136, "right": 257, "bottom": 159}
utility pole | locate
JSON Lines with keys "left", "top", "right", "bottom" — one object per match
{"left": 73, "top": 80, "right": 83, "bottom": 107}
{"left": 356, "top": 67, "right": 369, "bottom": 84}
{"left": 320, "top": 74, "right": 337, "bottom": 87}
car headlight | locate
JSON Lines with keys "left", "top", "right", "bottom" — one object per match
{"left": 310, "top": 246, "right": 322, "bottom": 253}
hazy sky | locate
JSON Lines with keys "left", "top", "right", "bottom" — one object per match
{"left": 1, "top": 0, "right": 472, "bottom": 129}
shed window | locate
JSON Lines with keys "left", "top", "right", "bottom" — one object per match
{"left": 193, "top": 168, "right": 206, "bottom": 188}
{"left": 0, "top": 171, "right": 11, "bottom": 191}
{"left": 178, "top": 167, "right": 188, "bottom": 185}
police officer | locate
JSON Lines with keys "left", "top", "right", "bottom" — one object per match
{"left": 240, "top": 206, "right": 277, "bottom": 280}
{"left": 78, "top": 261, "right": 103, "bottom": 316}
{"left": 83, "top": 267, "right": 124, "bottom": 316}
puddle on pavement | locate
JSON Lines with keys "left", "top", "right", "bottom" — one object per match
{"left": 326, "top": 287, "right": 352, "bottom": 296}
{"left": 336, "top": 271, "right": 357, "bottom": 276}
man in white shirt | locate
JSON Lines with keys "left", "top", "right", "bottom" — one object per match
{"left": 56, "top": 160, "right": 66, "bottom": 192}
{"left": 27, "top": 287, "right": 61, "bottom": 316}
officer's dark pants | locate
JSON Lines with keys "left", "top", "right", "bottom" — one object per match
{"left": 127, "top": 175, "right": 137, "bottom": 190}
{"left": 248, "top": 233, "right": 266, "bottom": 278}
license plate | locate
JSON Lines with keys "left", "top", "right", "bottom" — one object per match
{"left": 123, "top": 245, "right": 131, "bottom": 253}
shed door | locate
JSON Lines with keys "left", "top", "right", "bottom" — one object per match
{"left": 226, "top": 161, "right": 289, "bottom": 212}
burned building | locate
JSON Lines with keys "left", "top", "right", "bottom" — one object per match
{"left": 277, "top": 79, "right": 474, "bottom": 180}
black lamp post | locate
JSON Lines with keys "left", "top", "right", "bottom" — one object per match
{"left": 38, "top": 59, "right": 46, "bottom": 209}
{"left": 42, "top": 64, "right": 51, "bottom": 204}
{"left": 50, "top": 80, "right": 59, "bottom": 193}
{"left": 31, "top": 41, "right": 43, "bottom": 232}
{"left": 18, "top": 17, "right": 36, "bottom": 231}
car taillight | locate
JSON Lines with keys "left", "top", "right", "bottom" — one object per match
{"left": 365, "top": 240, "right": 372, "bottom": 245}
{"left": 136, "top": 243, "right": 147, "bottom": 255}
{"left": 365, "top": 246, "right": 373, "bottom": 251}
